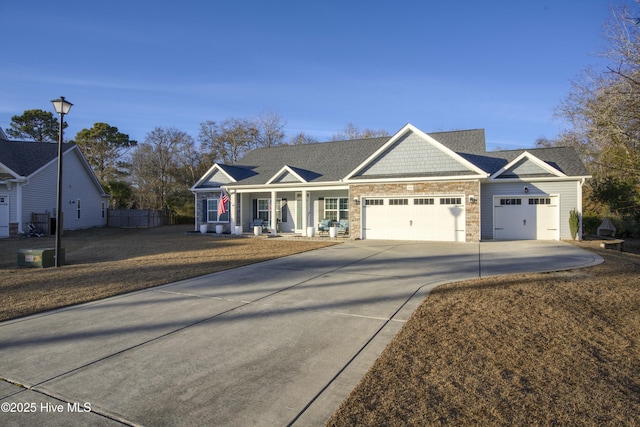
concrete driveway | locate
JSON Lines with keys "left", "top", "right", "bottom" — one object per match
{"left": 0, "top": 240, "right": 602, "bottom": 426}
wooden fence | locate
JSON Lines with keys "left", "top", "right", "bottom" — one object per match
{"left": 31, "top": 212, "right": 52, "bottom": 235}
{"left": 107, "top": 209, "right": 169, "bottom": 228}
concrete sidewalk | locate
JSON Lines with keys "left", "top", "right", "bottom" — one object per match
{"left": 0, "top": 240, "right": 602, "bottom": 426}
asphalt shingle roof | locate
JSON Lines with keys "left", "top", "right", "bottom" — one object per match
{"left": 198, "top": 128, "right": 589, "bottom": 187}
{"left": 0, "top": 139, "right": 75, "bottom": 177}
{"left": 478, "top": 146, "right": 590, "bottom": 176}
{"left": 231, "top": 136, "right": 391, "bottom": 184}
{"left": 428, "top": 129, "right": 487, "bottom": 155}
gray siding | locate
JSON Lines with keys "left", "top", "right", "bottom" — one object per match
{"left": 481, "top": 180, "right": 580, "bottom": 240}
{"left": 22, "top": 157, "right": 58, "bottom": 228}
{"left": 501, "top": 158, "right": 555, "bottom": 178}
{"left": 274, "top": 172, "right": 300, "bottom": 183}
{"left": 358, "top": 132, "right": 472, "bottom": 177}
{"left": 21, "top": 150, "right": 107, "bottom": 231}
{"left": 200, "top": 168, "right": 232, "bottom": 187}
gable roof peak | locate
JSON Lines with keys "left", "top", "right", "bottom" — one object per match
{"left": 489, "top": 150, "right": 567, "bottom": 179}
{"left": 344, "top": 123, "right": 488, "bottom": 179}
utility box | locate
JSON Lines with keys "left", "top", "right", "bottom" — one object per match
{"left": 17, "top": 248, "right": 64, "bottom": 268}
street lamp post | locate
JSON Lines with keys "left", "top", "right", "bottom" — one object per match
{"left": 51, "top": 96, "right": 73, "bottom": 267}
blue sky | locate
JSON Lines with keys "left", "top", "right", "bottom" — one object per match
{"left": 0, "top": 1, "right": 616, "bottom": 151}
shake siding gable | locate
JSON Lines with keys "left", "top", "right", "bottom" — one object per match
{"left": 275, "top": 172, "right": 301, "bottom": 183}
{"left": 356, "top": 132, "right": 473, "bottom": 177}
{"left": 500, "top": 158, "right": 556, "bottom": 178}
{"left": 202, "top": 168, "right": 232, "bottom": 187}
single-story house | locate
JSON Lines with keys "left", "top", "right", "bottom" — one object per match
{"left": 191, "top": 124, "right": 590, "bottom": 242}
{"left": 0, "top": 135, "right": 110, "bottom": 237}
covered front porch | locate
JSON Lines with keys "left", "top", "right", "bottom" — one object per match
{"left": 228, "top": 186, "right": 351, "bottom": 237}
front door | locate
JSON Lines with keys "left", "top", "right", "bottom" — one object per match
{"left": 295, "top": 192, "right": 310, "bottom": 233}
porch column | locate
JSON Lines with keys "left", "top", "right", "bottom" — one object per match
{"left": 271, "top": 190, "right": 277, "bottom": 233}
{"left": 301, "top": 189, "right": 308, "bottom": 233}
{"left": 229, "top": 190, "right": 236, "bottom": 230}
{"left": 193, "top": 191, "right": 198, "bottom": 231}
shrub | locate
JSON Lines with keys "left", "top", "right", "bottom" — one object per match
{"left": 582, "top": 214, "right": 601, "bottom": 236}
{"left": 569, "top": 209, "right": 580, "bottom": 240}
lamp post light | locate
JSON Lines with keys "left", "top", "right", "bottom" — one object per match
{"left": 51, "top": 96, "right": 73, "bottom": 267}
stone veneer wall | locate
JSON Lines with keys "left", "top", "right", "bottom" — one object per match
{"left": 349, "top": 180, "right": 481, "bottom": 242}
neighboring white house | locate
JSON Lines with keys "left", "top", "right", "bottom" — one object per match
{"left": 0, "top": 135, "right": 110, "bottom": 237}
{"left": 191, "top": 124, "right": 591, "bottom": 242}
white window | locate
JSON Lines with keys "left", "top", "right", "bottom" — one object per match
{"left": 101, "top": 202, "right": 105, "bottom": 218}
{"left": 440, "top": 197, "right": 462, "bottom": 205}
{"left": 365, "top": 199, "right": 384, "bottom": 206}
{"left": 529, "top": 198, "right": 552, "bottom": 205}
{"left": 414, "top": 198, "right": 434, "bottom": 205}
{"left": 324, "top": 197, "right": 349, "bottom": 221}
{"left": 389, "top": 198, "right": 408, "bottom": 206}
{"left": 77, "top": 199, "right": 81, "bottom": 219}
{"left": 207, "top": 194, "right": 230, "bottom": 222}
{"left": 257, "top": 198, "right": 282, "bottom": 223}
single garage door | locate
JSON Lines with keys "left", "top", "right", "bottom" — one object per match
{"left": 493, "top": 195, "right": 559, "bottom": 240}
{"left": 362, "top": 196, "right": 465, "bottom": 241}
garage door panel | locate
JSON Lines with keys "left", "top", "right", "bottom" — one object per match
{"left": 536, "top": 203, "right": 558, "bottom": 239}
{"left": 363, "top": 196, "right": 465, "bottom": 242}
{"left": 494, "top": 196, "right": 558, "bottom": 240}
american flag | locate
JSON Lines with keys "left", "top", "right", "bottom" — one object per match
{"left": 218, "top": 191, "right": 229, "bottom": 214}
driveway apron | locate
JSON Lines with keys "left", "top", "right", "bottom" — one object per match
{"left": 0, "top": 240, "right": 602, "bottom": 426}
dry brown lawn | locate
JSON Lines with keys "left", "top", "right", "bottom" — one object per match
{"left": 328, "top": 241, "right": 640, "bottom": 426}
{"left": 0, "top": 225, "right": 335, "bottom": 322}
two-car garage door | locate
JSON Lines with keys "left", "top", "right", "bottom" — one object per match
{"left": 362, "top": 196, "right": 465, "bottom": 242}
{"left": 493, "top": 195, "right": 559, "bottom": 240}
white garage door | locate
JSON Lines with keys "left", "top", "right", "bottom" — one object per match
{"left": 362, "top": 196, "right": 465, "bottom": 242}
{"left": 494, "top": 196, "right": 559, "bottom": 240}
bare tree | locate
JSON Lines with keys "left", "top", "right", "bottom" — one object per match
{"left": 198, "top": 112, "right": 287, "bottom": 164}
{"left": 331, "top": 122, "right": 389, "bottom": 140}
{"left": 556, "top": 1, "right": 640, "bottom": 221}
{"left": 288, "top": 131, "right": 318, "bottom": 145}
{"left": 130, "top": 127, "right": 195, "bottom": 212}
{"left": 253, "top": 111, "right": 286, "bottom": 148}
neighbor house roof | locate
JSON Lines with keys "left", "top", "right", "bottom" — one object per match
{"left": 0, "top": 138, "right": 109, "bottom": 196}
{"left": 0, "top": 139, "right": 75, "bottom": 178}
